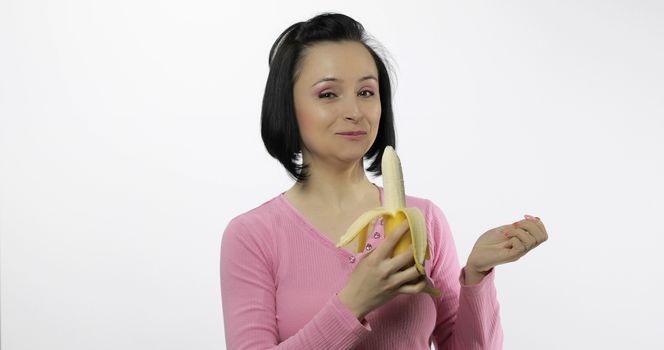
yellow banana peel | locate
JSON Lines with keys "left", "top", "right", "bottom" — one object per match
{"left": 336, "top": 146, "right": 441, "bottom": 297}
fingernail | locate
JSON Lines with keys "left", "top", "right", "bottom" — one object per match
{"left": 524, "top": 214, "right": 536, "bottom": 221}
{"left": 512, "top": 221, "right": 519, "bottom": 228}
{"left": 535, "top": 216, "right": 541, "bottom": 221}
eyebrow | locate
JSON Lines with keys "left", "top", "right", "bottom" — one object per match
{"left": 311, "top": 75, "right": 378, "bottom": 87}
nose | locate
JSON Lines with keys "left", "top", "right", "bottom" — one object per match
{"left": 343, "top": 98, "right": 362, "bottom": 122}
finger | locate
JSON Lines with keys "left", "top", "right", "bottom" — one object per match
{"left": 531, "top": 216, "right": 546, "bottom": 233}
{"left": 371, "top": 249, "right": 415, "bottom": 282}
{"left": 533, "top": 218, "right": 549, "bottom": 241}
{"left": 514, "top": 220, "right": 547, "bottom": 246}
{"left": 390, "top": 248, "right": 416, "bottom": 273}
{"left": 510, "top": 220, "right": 540, "bottom": 244}
{"left": 390, "top": 261, "right": 421, "bottom": 284}
{"left": 522, "top": 216, "right": 548, "bottom": 241}
{"left": 396, "top": 275, "right": 427, "bottom": 295}
{"left": 375, "top": 219, "right": 410, "bottom": 259}
{"left": 505, "top": 236, "right": 528, "bottom": 258}
{"left": 505, "top": 228, "right": 537, "bottom": 251}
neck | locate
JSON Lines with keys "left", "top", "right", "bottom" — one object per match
{"left": 287, "top": 152, "right": 376, "bottom": 210}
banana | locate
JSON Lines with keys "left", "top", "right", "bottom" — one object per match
{"left": 336, "top": 146, "right": 441, "bottom": 297}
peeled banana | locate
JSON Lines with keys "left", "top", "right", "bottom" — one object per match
{"left": 336, "top": 146, "right": 441, "bottom": 297}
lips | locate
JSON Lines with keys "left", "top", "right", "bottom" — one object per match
{"left": 337, "top": 131, "right": 367, "bottom": 136}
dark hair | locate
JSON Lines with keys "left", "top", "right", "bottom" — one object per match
{"left": 260, "top": 12, "right": 397, "bottom": 183}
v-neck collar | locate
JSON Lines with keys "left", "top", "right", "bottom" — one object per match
{"left": 278, "top": 183, "right": 384, "bottom": 257}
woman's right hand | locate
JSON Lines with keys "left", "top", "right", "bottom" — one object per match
{"left": 337, "top": 220, "right": 429, "bottom": 320}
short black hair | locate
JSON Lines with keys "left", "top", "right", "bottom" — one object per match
{"left": 260, "top": 12, "right": 397, "bottom": 183}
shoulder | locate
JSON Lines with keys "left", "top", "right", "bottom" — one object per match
{"left": 403, "top": 192, "right": 454, "bottom": 254}
{"left": 404, "top": 192, "right": 449, "bottom": 225}
{"left": 220, "top": 194, "right": 292, "bottom": 267}
{"left": 222, "top": 194, "right": 287, "bottom": 242}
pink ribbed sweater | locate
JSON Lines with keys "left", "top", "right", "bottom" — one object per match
{"left": 220, "top": 184, "right": 503, "bottom": 349}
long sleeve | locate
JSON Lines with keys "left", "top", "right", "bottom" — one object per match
{"left": 427, "top": 202, "right": 504, "bottom": 350}
{"left": 219, "top": 217, "right": 372, "bottom": 350}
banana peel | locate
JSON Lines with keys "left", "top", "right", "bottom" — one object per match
{"left": 336, "top": 146, "right": 441, "bottom": 297}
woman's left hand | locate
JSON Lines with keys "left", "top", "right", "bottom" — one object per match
{"left": 466, "top": 215, "right": 549, "bottom": 275}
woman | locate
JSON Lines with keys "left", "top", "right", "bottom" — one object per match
{"left": 220, "top": 12, "right": 548, "bottom": 349}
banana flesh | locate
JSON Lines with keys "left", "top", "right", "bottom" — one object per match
{"left": 337, "top": 146, "right": 441, "bottom": 297}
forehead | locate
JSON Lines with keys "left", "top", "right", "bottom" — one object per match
{"left": 295, "top": 41, "right": 378, "bottom": 83}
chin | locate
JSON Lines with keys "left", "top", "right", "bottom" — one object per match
{"left": 337, "top": 150, "right": 370, "bottom": 163}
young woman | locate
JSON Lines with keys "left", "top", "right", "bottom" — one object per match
{"left": 220, "top": 12, "right": 548, "bottom": 349}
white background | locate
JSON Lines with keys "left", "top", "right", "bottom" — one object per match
{"left": 2, "top": 1, "right": 663, "bottom": 349}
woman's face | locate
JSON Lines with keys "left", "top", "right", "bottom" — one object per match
{"left": 292, "top": 40, "right": 381, "bottom": 166}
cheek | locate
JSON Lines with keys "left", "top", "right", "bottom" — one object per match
{"left": 294, "top": 101, "right": 311, "bottom": 129}
{"left": 370, "top": 103, "right": 382, "bottom": 138}
{"left": 370, "top": 102, "right": 382, "bottom": 123}
{"left": 296, "top": 102, "right": 334, "bottom": 130}
{"left": 295, "top": 107, "right": 316, "bottom": 135}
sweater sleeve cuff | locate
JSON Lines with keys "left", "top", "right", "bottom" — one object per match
{"left": 305, "top": 294, "right": 371, "bottom": 348}
{"left": 459, "top": 266, "right": 496, "bottom": 295}
{"left": 454, "top": 267, "right": 503, "bottom": 348}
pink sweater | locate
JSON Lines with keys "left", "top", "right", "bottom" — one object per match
{"left": 220, "top": 184, "right": 503, "bottom": 349}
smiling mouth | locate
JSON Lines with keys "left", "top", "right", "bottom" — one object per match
{"left": 337, "top": 131, "right": 367, "bottom": 136}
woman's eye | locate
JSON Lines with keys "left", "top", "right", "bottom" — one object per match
{"left": 359, "top": 90, "right": 375, "bottom": 97}
{"left": 318, "top": 92, "right": 337, "bottom": 98}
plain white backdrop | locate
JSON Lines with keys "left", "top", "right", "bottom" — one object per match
{"left": 1, "top": 0, "right": 663, "bottom": 349}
